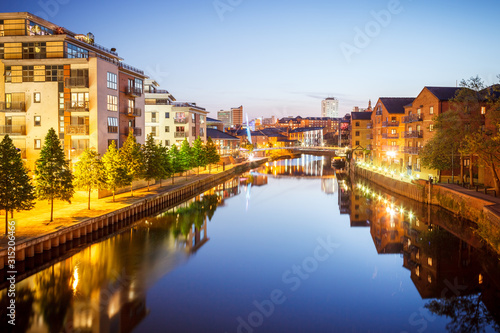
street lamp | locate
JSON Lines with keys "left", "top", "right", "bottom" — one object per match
{"left": 69, "top": 147, "right": 76, "bottom": 168}
{"left": 386, "top": 150, "right": 396, "bottom": 172}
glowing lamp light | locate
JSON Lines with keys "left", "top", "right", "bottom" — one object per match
{"left": 416, "top": 174, "right": 420, "bottom": 179}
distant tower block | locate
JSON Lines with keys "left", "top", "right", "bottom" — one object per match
{"left": 321, "top": 97, "right": 339, "bottom": 118}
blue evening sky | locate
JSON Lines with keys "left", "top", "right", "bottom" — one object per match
{"left": 4, "top": 0, "right": 500, "bottom": 118}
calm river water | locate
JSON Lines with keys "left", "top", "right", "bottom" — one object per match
{"left": 1, "top": 155, "right": 499, "bottom": 333}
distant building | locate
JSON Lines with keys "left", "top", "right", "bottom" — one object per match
{"left": 289, "top": 127, "right": 324, "bottom": 146}
{"left": 231, "top": 105, "right": 243, "bottom": 127}
{"left": 350, "top": 111, "right": 373, "bottom": 161}
{"left": 207, "top": 117, "right": 224, "bottom": 131}
{"left": 217, "top": 110, "right": 232, "bottom": 129}
{"left": 217, "top": 105, "right": 244, "bottom": 129}
{"left": 206, "top": 128, "right": 239, "bottom": 156}
{"left": 321, "top": 97, "right": 339, "bottom": 118}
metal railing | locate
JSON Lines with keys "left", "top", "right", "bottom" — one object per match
{"left": 376, "top": 110, "right": 382, "bottom": 116}
{"left": 119, "top": 62, "right": 145, "bottom": 75}
{"left": 0, "top": 125, "right": 26, "bottom": 135}
{"left": 367, "top": 122, "right": 373, "bottom": 129}
{"left": 65, "top": 77, "right": 89, "bottom": 88}
{"left": 125, "top": 127, "right": 142, "bottom": 136}
{"left": 382, "top": 121, "right": 399, "bottom": 127}
{"left": 66, "top": 125, "right": 89, "bottom": 135}
{"left": 366, "top": 134, "right": 373, "bottom": 139}
{"left": 402, "top": 147, "right": 420, "bottom": 155}
{"left": 381, "top": 145, "right": 399, "bottom": 152}
{"left": 128, "top": 108, "right": 142, "bottom": 117}
{"left": 174, "top": 118, "right": 188, "bottom": 124}
{"left": 65, "top": 101, "right": 89, "bottom": 112}
{"left": 402, "top": 114, "right": 423, "bottom": 123}
{"left": 402, "top": 130, "right": 423, "bottom": 139}
{"left": 0, "top": 102, "right": 26, "bottom": 112}
{"left": 382, "top": 133, "right": 399, "bottom": 139}
{"left": 126, "top": 86, "right": 143, "bottom": 97}
{"left": 174, "top": 132, "right": 186, "bottom": 138}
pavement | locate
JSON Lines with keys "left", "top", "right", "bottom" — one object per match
{"left": 0, "top": 165, "right": 230, "bottom": 249}
{"left": 438, "top": 183, "right": 500, "bottom": 215}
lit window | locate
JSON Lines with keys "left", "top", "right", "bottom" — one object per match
{"left": 428, "top": 275, "right": 432, "bottom": 283}
{"left": 34, "top": 139, "right": 41, "bottom": 149}
{"left": 165, "top": 112, "right": 170, "bottom": 118}
{"left": 429, "top": 106, "right": 433, "bottom": 115}
{"left": 481, "top": 106, "right": 486, "bottom": 115}
{"left": 34, "top": 115, "right": 41, "bottom": 126}
{"left": 428, "top": 257, "right": 433, "bottom": 266}
{"left": 107, "top": 72, "right": 117, "bottom": 90}
{"left": 34, "top": 92, "right": 41, "bottom": 103}
{"left": 107, "top": 95, "right": 117, "bottom": 111}
{"left": 165, "top": 126, "right": 170, "bottom": 132}
{"left": 107, "top": 117, "right": 118, "bottom": 133}
{"left": 429, "top": 124, "right": 434, "bottom": 132}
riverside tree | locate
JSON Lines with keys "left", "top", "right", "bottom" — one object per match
{"left": 192, "top": 137, "right": 206, "bottom": 174}
{"left": 205, "top": 137, "right": 220, "bottom": 174}
{"left": 0, "top": 135, "right": 36, "bottom": 234}
{"left": 119, "top": 131, "right": 144, "bottom": 196}
{"left": 73, "top": 148, "right": 106, "bottom": 210}
{"left": 157, "top": 142, "right": 171, "bottom": 187}
{"left": 101, "top": 140, "right": 131, "bottom": 201}
{"left": 169, "top": 144, "right": 182, "bottom": 184}
{"left": 34, "top": 128, "right": 74, "bottom": 222}
{"left": 179, "top": 138, "right": 193, "bottom": 179}
{"left": 143, "top": 133, "right": 164, "bottom": 191}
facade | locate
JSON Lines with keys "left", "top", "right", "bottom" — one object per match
{"left": 321, "top": 97, "right": 339, "bottom": 118}
{"left": 206, "top": 128, "right": 239, "bottom": 156}
{"left": 144, "top": 79, "right": 176, "bottom": 146}
{"left": 207, "top": 117, "right": 224, "bottom": 131}
{"left": 0, "top": 12, "right": 147, "bottom": 171}
{"left": 231, "top": 105, "right": 243, "bottom": 127}
{"left": 289, "top": 127, "right": 324, "bottom": 146}
{"left": 217, "top": 105, "right": 243, "bottom": 129}
{"left": 350, "top": 111, "right": 373, "bottom": 161}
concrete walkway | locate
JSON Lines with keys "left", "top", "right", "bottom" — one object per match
{"left": 0, "top": 166, "right": 230, "bottom": 248}
{"left": 438, "top": 183, "right": 500, "bottom": 215}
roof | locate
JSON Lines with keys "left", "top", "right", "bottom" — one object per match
{"left": 425, "top": 87, "right": 462, "bottom": 101}
{"left": 379, "top": 98, "right": 415, "bottom": 114}
{"left": 351, "top": 111, "right": 372, "bottom": 120}
{"left": 207, "top": 128, "right": 239, "bottom": 140}
{"left": 290, "top": 127, "right": 324, "bottom": 133}
{"left": 207, "top": 117, "right": 222, "bottom": 123}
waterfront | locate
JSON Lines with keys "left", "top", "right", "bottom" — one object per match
{"left": 1, "top": 155, "right": 499, "bottom": 333}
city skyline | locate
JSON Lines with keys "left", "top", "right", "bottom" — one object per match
{"left": 3, "top": 0, "right": 500, "bottom": 119}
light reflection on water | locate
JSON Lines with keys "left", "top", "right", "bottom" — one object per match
{"left": 1, "top": 155, "right": 499, "bottom": 333}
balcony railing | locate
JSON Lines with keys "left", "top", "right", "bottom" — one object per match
{"left": 366, "top": 144, "right": 373, "bottom": 150}
{"left": 128, "top": 108, "right": 142, "bottom": 117}
{"left": 65, "top": 101, "right": 89, "bottom": 112}
{"left": 126, "top": 86, "right": 142, "bottom": 97}
{"left": 382, "top": 121, "right": 399, "bottom": 127}
{"left": 381, "top": 145, "right": 399, "bottom": 152}
{"left": 376, "top": 110, "right": 382, "bottom": 116}
{"left": 174, "top": 132, "right": 186, "bottom": 138}
{"left": 66, "top": 125, "right": 89, "bottom": 135}
{"left": 367, "top": 122, "right": 373, "bottom": 129}
{"left": 366, "top": 134, "right": 373, "bottom": 139}
{"left": 125, "top": 127, "right": 142, "bottom": 136}
{"left": 0, "top": 125, "right": 26, "bottom": 135}
{"left": 402, "top": 130, "right": 423, "bottom": 139}
{"left": 382, "top": 133, "right": 399, "bottom": 139}
{"left": 0, "top": 102, "right": 26, "bottom": 112}
{"left": 402, "top": 114, "right": 423, "bottom": 123}
{"left": 174, "top": 118, "right": 188, "bottom": 124}
{"left": 402, "top": 146, "right": 421, "bottom": 155}
{"left": 119, "top": 62, "right": 145, "bottom": 75}
{"left": 65, "top": 77, "right": 89, "bottom": 88}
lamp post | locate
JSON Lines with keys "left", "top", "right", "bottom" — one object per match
{"left": 69, "top": 147, "right": 76, "bottom": 169}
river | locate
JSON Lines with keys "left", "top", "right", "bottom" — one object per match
{"left": 1, "top": 155, "right": 499, "bottom": 333}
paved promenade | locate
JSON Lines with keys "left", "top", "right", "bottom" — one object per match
{"left": 0, "top": 167, "right": 228, "bottom": 249}
{"left": 438, "top": 183, "right": 500, "bottom": 216}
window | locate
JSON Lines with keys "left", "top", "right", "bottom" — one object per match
{"left": 135, "top": 79, "right": 143, "bottom": 94}
{"left": 34, "top": 115, "right": 41, "bottom": 126}
{"left": 428, "top": 275, "right": 432, "bottom": 284}
{"left": 429, "top": 124, "right": 434, "bottom": 132}
{"left": 22, "top": 66, "right": 34, "bottom": 82}
{"left": 45, "top": 65, "right": 63, "bottom": 82}
{"left": 417, "top": 108, "right": 421, "bottom": 115}
{"left": 107, "top": 95, "right": 117, "bottom": 111}
{"left": 34, "top": 92, "right": 41, "bottom": 103}
{"left": 428, "top": 257, "right": 433, "bottom": 266}
{"left": 481, "top": 106, "right": 486, "bottom": 115}
{"left": 108, "top": 139, "right": 117, "bottom": 147}
{"left": 355, "top": 122, "right": 360, "bottom": 126}
{"left": 67, "top": 43, "right": 88, "bottom": 59}
{"left": 107, "top": 117, "right": 118, "bottom": 133}
{"left": 165, "top": 140, "right": 170, "bottom": 146}
{"left": 192, "top": 126, "right": 196, "bottom": 135}
{"left": 192, "top": 114, "right": 196, "bottom": 122}
{"left": 355, "top": 141, "right": 360, "bottom": 146}
{"left": 71, "top": 92, "right": 89, "bottom": 109}
{"left": 34, "top": 139, "right": 41, "bottom": 149}
{"left": 107, "top": 72, "right": 117, "bottom": 90}
{"left": 151, "top": 126, "right": 157, "bottom": 136}
{"left": 355, "top": 131, "right": 360, "bottom": 136}
{"left": 151, "top": 112, "right": 157, "bottom": 123}
{"left": 391, "top": 129, "right": 396, "bottom": 134}
{"left": 128, "top": 99, "right": 135, "bottom": 114}
{"left": 22, "top": 42, "right": 46, "bottom": 59}
{"left": 391, "top": 141, "right": 397, "bottom": 146}
{"left": 165, "top": 126, "right": 170, "bottom": 132}
{"left": 429, "top": 106, "right": 434, "bottom": 115}
{"left": 176, "top": 126, "right": 185, "bottom": 132}
{"left": 165, "top": 112, "right": 170, "bottom": 118}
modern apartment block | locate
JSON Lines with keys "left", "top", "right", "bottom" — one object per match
{"left": 144, "top": 80, "right": 208, "bottom": 146}
{"left": 321, "top": 97, "right": 339, "bottom": 118}
{"left": 0, "top": 12, "right": 147, "bottom": 170}
{"left": 217, "top": 105, "right": 243, "bottom": 129}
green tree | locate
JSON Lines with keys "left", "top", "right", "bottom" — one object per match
{"left": 192, "top": 137, "right": 206, "bottom": 174}
{"left": 205, "top": 137, "right": 220, "bottom": 174}
{"left": 119, "top": 131, "right": 144, "bottom": 196}
{"left": 179, "top": 138, "right": 193, "bottom": 179}
{"left": 0, "top": 135, "right": 36, "bottom": 234}
{"left": 73, "top": 148, "right": 105, "bottom": 210}
{"left": 169, "top": 144, "right": 182, "bottom": 184}
{"left": 34, "top": 128, "right": 74, "bottom": 222}
{"left": 143, "top": 133, "right": 164, "bottom": 191}
{"left": 101, "top": 141, "right": 131, "bottom": 202}
{"left": 158, "top": 143, "right": 171, "bottom": 187}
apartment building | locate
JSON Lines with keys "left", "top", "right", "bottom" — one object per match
{"left": 371, "top": 98, "right": 414, "bottom": 170}
{"left": 288, "top": 127, "right": 324, "bottom": 146}
{"left": 217, "top": 105, "right": 243, "bottom": 129}
{"left": 350, "top": 111, "right": 373, "bottom": 161}
{"left": 0, "top": 12, "right": 146, "bottom": 170}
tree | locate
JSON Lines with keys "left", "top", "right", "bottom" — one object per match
{"left": 34, "top": 128, "right": 74, "bottom": 222}
{"left": 0, "top": 135, "right": 36, "bottom": 234}
{"left": 179, "top": 138, "right": 193, "bottom": 180}
{"left": 142, "top": 133, "right": 164, "bottom": 191}
{"left": 119, "top": 131, "right": 144, "bottom": 196}
{"left": 157, "top": 143, "right": 172, "bottom": 187}
{"left": 191, "top": 137, "right": 206, "bottom": 174}
{"left": 101, "top": 141, "right": 130, "bottom": 202}
{"left": 169, "top": 144, "right": 182, "bottom": 184}
{"left": 73, "top": 148, "right": 105, "bottom": 210}
{"left": 205, "top": 137, "right": 220, "bottom": 174}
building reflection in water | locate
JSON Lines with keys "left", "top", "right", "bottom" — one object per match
{"left": 342, "top": 176, "right": 500, "bottom": 331}
{"left": 0, "top": 177, "right": 242, "bottom": 333}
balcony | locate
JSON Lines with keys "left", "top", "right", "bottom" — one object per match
{"left": 366, "top": 134, "right": 373, "bottom": 140}
{"left": 128, "top": 108, "right": 142, "bottom": 117}
{"left": 402, "top": 146, "right": 421, "bottom": 155}
{"left": 413, "top": 164, "right": 421, "bottom": 172}
{"left": 382, "top": 133, "right": 399, "bottom": 139}
{"left": 382, "top": 121, "right": 399, "bottom": 127}
{"left": 126, "top": 86, "right": 142, "bottom": 97}
{"left": 125, "top": 127, "right": 142, "bottom": 136}
{"left": 367, "top": 122, "right": 373, "bottom": 129}
{"left": 0, "top": 102, "right": 26, "bottom": 112}
{"left": 0, "top": 125, "right": 26, "bottom": 135}
{"left": 174, "top": 132, "right": 186, "bottom": 138}
{"left": 376, "top": 110, "right": 382, "bottom": 116}
{"left": 402, "top": 114, "right": 423, "bottom": 123}
{"left": 402, "top": 130, "right": 423, "bottom": 139}
{"left": 65, "top": 77, "right": 89, "bottom": 88}
{"left": 366, "top": 144, "right": 373, "bottom": 150}
{"left": 381, "top": 145, "right": 399, "bottom": 152}
{"left": 119, "top": 62, "right": 145, "bottom": 75}
{"left": 174, "top": 118, "right": 188, "bottom": 124}
{"left": 65, "top": 101, "right": 89, "bottom": 112}
{"left": 66, "top": 125, "right": 89, "bottom": 135}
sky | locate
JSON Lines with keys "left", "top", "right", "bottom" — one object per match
{"left": 4, "top": 0, "right": 500, "bottom": 119}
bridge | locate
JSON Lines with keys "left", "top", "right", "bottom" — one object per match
{"left": 252, "top": 146, "right": 347, "bottom": 156}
